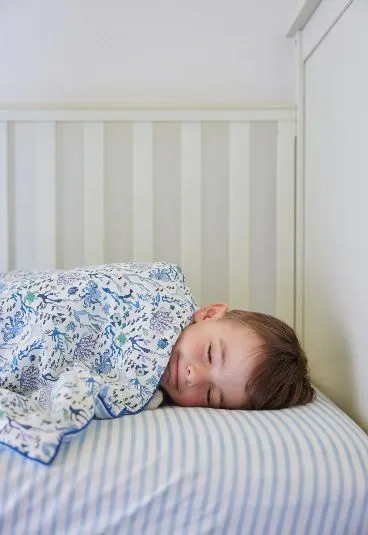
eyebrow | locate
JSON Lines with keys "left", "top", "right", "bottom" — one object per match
{"left": 220, "top": 338, "right": 226, "bottom": 367}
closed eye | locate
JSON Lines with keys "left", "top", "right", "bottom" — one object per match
{"left": 207, "top": 388, "right": 211, "bottom": 406}
{"left": 207, "top": 344, "right": 212, "bottom": 364}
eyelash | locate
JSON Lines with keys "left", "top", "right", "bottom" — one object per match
{"left": 207, "top": 345, "right": 212, "bottom": 405}
{"left": 207, "top": 344, "right": 212, "bottom": 364}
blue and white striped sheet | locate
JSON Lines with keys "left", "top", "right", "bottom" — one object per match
{"left": 0, "top": 391, "right": 367, "bottom": 535}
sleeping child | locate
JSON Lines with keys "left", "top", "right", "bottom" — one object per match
{"left": 0, "top": 262, "right": 314, "bottom": 464}
{"left": 159, "top": 304, "right": 314, "bottom": 411}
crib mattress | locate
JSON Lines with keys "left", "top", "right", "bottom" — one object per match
{"left": 0, "top": 391, "right": 367, "bottom": 535}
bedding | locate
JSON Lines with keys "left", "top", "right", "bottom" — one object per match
{"left": 0, "top": 391, "right": 367, "bottom": 535}
{"left": 0, "top": 263, "right": 196, "bottom": 464}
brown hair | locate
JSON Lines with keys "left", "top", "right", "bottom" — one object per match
{"left": 224, "top": 310, "right": 315, "bottom": 410}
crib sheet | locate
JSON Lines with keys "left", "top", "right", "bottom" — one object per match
{"left": 0, "top": 391, "right": 367, "bottom": 535}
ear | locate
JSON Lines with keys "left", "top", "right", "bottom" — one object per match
{"left": 193, "top": 303, "right": 229, "bottom": 323}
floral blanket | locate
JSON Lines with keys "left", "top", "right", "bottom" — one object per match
{"left": 0, "top": 263, "right": 196, "bottom": 464}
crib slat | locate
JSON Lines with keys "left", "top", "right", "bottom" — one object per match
{"left": 229, "top": 122, "right": 251, "bottom": 309}
{"left": 34, "top": 122, "right": 56, "bottom": 269}
{"left": 276, "top": 121, "right": 296, "bottom": 326}
{"left": 0, "top": 122, "right": 9, "bottom": 272}
{"left": 133, "top": 123, "right": 153, "bottom": 262}
{"left": 13, "top": 123, "right": 36, "bottom": 270}
{"left": 181, "top": 122, "right": 202, "bottom": 305}
{"left": 84, "top": 123, "right": 105, "bottom": 265}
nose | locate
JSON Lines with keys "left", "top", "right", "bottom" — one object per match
{"left": 186, "top": 363, "right": 207, "bottom": 387}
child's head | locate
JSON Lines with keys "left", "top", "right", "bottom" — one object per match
{"left": 160, "top": 303, "right": 315, "bottom": 410}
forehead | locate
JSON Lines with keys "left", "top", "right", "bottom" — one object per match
{"left": 214, "top": 319, "right": 264, "bottom": 352}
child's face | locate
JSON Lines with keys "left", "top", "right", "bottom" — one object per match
{"left": 160, "top": 304, "right": 264, "bottom": 409}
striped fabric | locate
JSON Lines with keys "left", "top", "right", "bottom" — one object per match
{"left": 0, "top": 391, "right": 367, "bottom": 535}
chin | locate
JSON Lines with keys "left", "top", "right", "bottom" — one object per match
{"left": 161, "top": 389, "right": 176, "bottom": 406}
{"left": 164, "top": 387, "right": 187, "bottom": 407}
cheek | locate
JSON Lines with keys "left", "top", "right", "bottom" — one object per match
{"left": 168, "top": 388, "right": 203, "bottom": 408}
{"left": 177, "top": 325, "right": 205, "bottom": 357}
{"left": 179, "top": 336, "right": 201, "bottom": 355}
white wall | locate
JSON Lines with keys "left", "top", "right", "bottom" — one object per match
{"left": 302, "top": 0, "right": 368, "bottom": 431}
{"left": 0, "top": 0, "right": 296, "bottom": 105}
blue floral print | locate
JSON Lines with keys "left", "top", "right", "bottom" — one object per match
{"left": 0, "top": 263, "right": 196, "bottom": 464}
